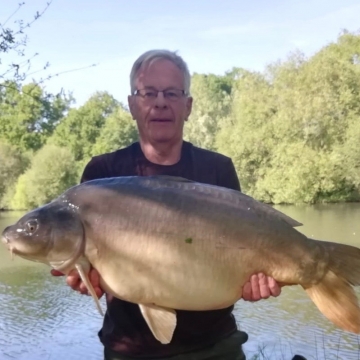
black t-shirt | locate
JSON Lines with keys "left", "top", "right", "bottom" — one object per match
{"left": 80, "top": 141, "right": 245, "bottom": 358}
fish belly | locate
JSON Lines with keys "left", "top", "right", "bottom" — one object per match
{"left": 90, "top": 231, "right": 255, "bottom": 310}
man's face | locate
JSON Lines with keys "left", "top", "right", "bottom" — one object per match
{"left": 128, "top": 59, "right": 192, "bottom": 144}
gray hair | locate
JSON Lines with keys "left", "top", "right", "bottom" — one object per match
{"left": 129, "top": 49, "right": 191, "bottom": 95}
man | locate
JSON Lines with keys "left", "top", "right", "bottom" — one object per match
{"left": 52, "top": 49, "right": 281, "bottom": 360}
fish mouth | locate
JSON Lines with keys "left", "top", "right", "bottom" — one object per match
{"left": 1, "top": 235, "right": 16, "bottom": 259}
{"left": 1, "top": 235, "right": 9, "bottom": 244}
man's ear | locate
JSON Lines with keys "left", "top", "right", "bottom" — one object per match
{"left": 128, "top": 95, "right": 136, "bottom": 120}
{"left": 185, "top": 96, "right": 193, "bottom": 119}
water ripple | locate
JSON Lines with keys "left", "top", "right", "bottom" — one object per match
{"left": 0, "top": 266, "right": 104, "bottom": 360}
{"left": 236, "top": 286, "right": 360, "bottom": 359}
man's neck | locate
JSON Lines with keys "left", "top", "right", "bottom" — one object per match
{"left": 139, "top": 139, "right": 183, "bottom": 165}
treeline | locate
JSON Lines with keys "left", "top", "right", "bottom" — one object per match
{"left": 1, "top": 31, "right": 360, "bottom": 209}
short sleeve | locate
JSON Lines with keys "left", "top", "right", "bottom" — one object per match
{"left": 216, "top": 157, "right": 241, "bottom": 192}
{"left": 80, "top": 156, "right": 108, "bottom": 184}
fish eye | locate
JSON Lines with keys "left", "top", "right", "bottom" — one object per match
{"left": 25, "top": 219, "right": 39, "bottom": 234}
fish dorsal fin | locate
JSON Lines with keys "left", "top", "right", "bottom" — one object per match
{"left": 254, "top": 200, "right": 303, "bottom": 228}
{"left": 139, "top": 304, "right": 177, "bottom": 344}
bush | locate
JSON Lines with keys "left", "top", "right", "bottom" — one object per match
{"left": 11, "top": 144, "right": 79, "bottom": 209}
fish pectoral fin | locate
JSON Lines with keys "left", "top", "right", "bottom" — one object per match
{"left": 75, "top": 263, "right": 104, "bottom": 317}
{"left": 139, "top": 304, "right": 177, "bottom": 344}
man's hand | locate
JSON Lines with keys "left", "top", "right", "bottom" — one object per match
{"left": 242, "top": 273, "right": 281, "bottom": 301}
{"left": 50, "top": 268, "right": 104, "bottom": 298}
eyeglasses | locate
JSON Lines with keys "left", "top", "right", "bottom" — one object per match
{"left": 133, "top": 88, "right": 186, "bottom": 101}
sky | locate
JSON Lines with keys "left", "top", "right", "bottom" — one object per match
{"left": 1, "top": 0, "right": 360, "bottom": 107}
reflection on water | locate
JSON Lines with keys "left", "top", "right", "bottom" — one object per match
{"left": 239, "top": 286, "right": 360, "bottom": 359}
{"left": 275, "top": 203, "right": 360, "bottom": 247}
{"left": 0, "top": 265, "right": 105, "bottom": 360}
{"left": 1, "top": 205, "right": 360, "bottom": 359}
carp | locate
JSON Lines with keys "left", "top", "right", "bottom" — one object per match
{"left": 2, "top": 175, "right": 360, "bottom": 344}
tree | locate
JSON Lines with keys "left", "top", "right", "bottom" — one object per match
{"left": 184, "top": 73, "right": 233, "bottom": 150}
{"left": 92, "top": 107, "right": 138, "bottom": 156}
{"left": 217, "top": 31, "right": 360, "bottom": 203}
{"left": 341, "top": 116, "right": 360, "bottom": 189}
{"left": 216, "top": 69, "right": 276, "bottom": 194}
{"left": 0, "top": 81, "right": 71, "bottom": 152}
{"left": 11, "top": 144, "right": 78, "bottom": 210}
{"left": 49, "top": 92, "right": 120, "bottom": 162}
{"left": 0, "top": 141, "right": 30, "bottom": 209}
{"left": 269, "top": 32, "right": 360, "bottom": 151}
{"left": 254, "top": 142, "right": 321, "bottom": 204}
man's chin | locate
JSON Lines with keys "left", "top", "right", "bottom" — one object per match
{"left": 148, "top": 132, "right": 180, "bottom": 144}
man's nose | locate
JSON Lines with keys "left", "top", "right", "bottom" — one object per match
{"left": 154, "top": 92, "right": 168, "bottom": 108}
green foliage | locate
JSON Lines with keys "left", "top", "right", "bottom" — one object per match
{"left": 254, "top": 143, "right": 320, "bottom": 204}
{"left": 217, "top": 30, "right": 360, "bottom": 203}
{"left": 216, "top": 69, "right": 276, "bottom": 194}
{"left": 337, "top": 116, "right": 360, "bottom": 188}
{"left": 49, "top": 92, "right": 120, "bottom": 161}
{"left": 11, "top": 144, "right": 79, "bottom": 210}
{"left": 2, "top": 30, "right": 360, "bottom": 207}
{"left": 92, "top": 107, "right": 138, "bottom": 156}
{"left": 0, "top": 81, "right": 71, "bottom": 152}
{"left": 184, "top": 73, "right": 233, "bottom": 150}
{"left": 0, "top": 141, "right": 30, "bottom": 209}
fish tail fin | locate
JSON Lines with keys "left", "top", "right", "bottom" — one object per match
{"left": 305, "top": 240, "right": 360, "bottom": 334}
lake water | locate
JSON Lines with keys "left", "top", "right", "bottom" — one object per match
{"left": 1, "top": 204, "right": 360, "bottom": 360}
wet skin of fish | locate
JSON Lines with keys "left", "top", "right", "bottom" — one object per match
{"left": 2, "top": 175, "right": 360, "bottom": 344}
